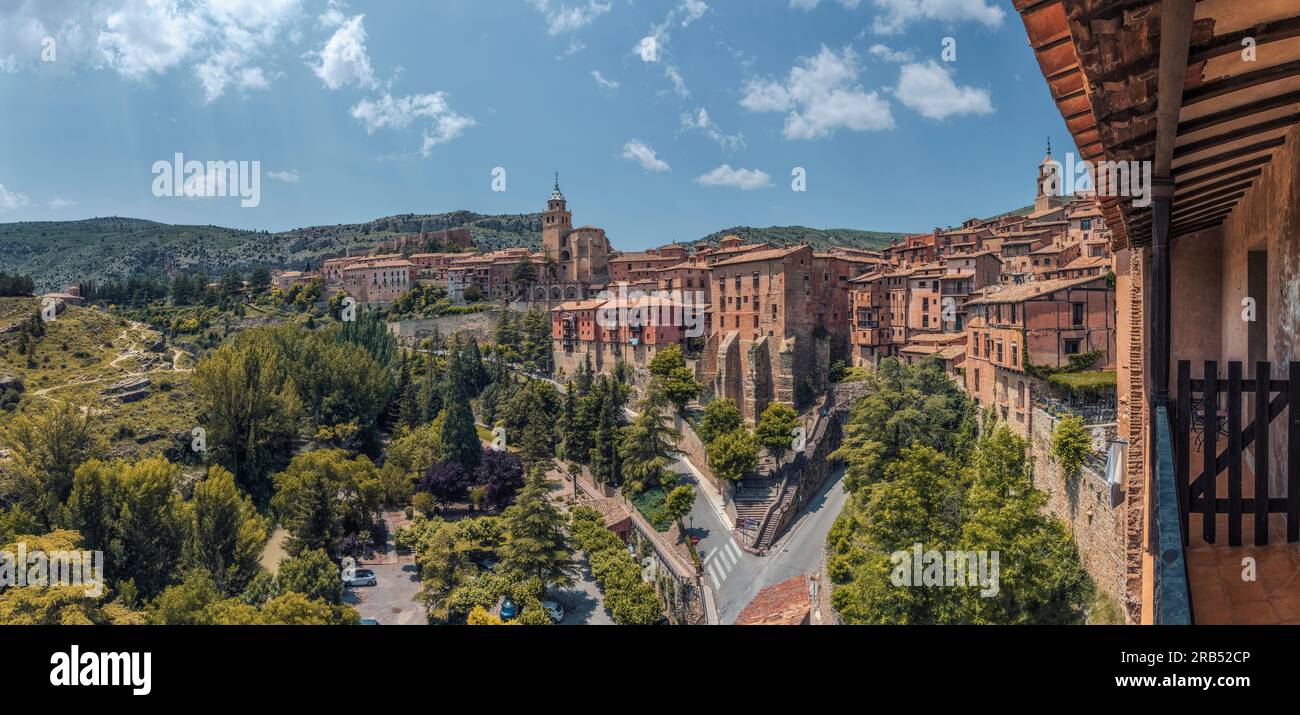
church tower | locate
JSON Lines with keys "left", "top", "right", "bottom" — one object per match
{"left": 1035, "top": 138, "right": 1064, "bottom": 214}
{"left": 542, "top": 173, "right": 572, "bottom": 262}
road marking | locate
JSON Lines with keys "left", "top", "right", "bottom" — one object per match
{"left": 707, "top": 563, "right": 721, "bottom": 589}
{"left": 726, "top": 539, "right": 742, "bottom": 562}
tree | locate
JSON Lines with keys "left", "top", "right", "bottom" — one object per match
{"left": 186, "top": 466, "right": 268, "bottom": 595}
{"left": 271, "top": 450, "right": 382, "bottom": 557}
{"left": 618, "top": 389, "right": 681, "bottom": 494}
{"left": 707, "top": 428, "right": 758, "bottom": 483}
{"left": 510, "top": 258, "right": 538, "bottom": 298}
{"left": 439, "top": 340, "right": 481, "bottom": 473}
{"left": 0, "top": 400, "right": 102, "bottom": 529}
{"left": 192, "top": 334, "right": 299, "bottom": 503}
{"left": 755, "top": 402, "right": 799, "bottom": 466}
{"left": 419, "top": 461, "right": 472, "bottom": 506}
{"left": 67, "top": 457, "right": 186, "bottom": 599}
{"left": 415, "top": 519, "right": 471, "bottom": 621}
{"left": 477, "top": 448, "right": 525, "bottom": 510}
{"left": 248, "top": 267, "right": 272, "bottom": 292}
{"left": 277, "top": 548, "right": 343, "bottom": 604}
{"left": 664, "top": 485, "right": 696, "bottom": 541}
{"left": 1051, "top": 414, "right": 1091, "bottom": 478}
{"left": 648, "top": 344, "right": 687, "bottom": 378}
{"left": 659, "top": 366, "right": 702, "bottom": 414}
{"left": 498, "top": 467, "right": 574, "bottom": 588}
{"left": 387, "top": 419, "right": 444, "bottom": 477}
{"left": 698, "top": 398, "right": 743, "bottom": 445}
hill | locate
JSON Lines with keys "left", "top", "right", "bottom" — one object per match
{"left": 2, "top": 213, "right": 920, "bottom": 292}
{"left": 692, "top": 226, "right": 908, "bottom": 252}
{"left": 0, "top": 213, "right": 545, "bottom": 292}
{"left": 0, "top": 296, "right": 199, "bottom": 459}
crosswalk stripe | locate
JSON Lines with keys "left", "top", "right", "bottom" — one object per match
{"left": 720, "top": 546, "right": 736, "bottom": 570}
{"left": 707, "top": 563, "right": 721, "bottom": 589}
{"left": 726, "top": 539, "right": 742, "bottom": 561}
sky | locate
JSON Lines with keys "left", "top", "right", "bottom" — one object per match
{"left": 0, "top": 0, "right": 1076, "bottom": 251}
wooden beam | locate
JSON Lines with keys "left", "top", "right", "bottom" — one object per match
{"left": 1154, "top": 0, "right": 1196, "bottom": 177}
{"left": 1174, "top": 113, "right": 1300, "bottom": 159}
{"left": 1183, "top": 59, "right": 1300, "bottom": 108}
{"left": 1174, "top": 170, "right": 1261, "bottom": 200}
{"left": 1179, "top": 89, "right": 1300, "bottom": 136}
{"left": 1175, "top": 181, "right": 1255, "bottom": 207}
{"left": 1174, "top": 155, "right": 1273, "bottom": 188}
{"left": 1172, "top": 137, "right": 1285, "bottom": 176}
{"left": 1186, "top": 16, "right": 1300, "bottom": 66}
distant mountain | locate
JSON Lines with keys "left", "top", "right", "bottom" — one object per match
{"left": 1, "top": 213, "right": 914, "bottom": 292}
{"left": 691, "top": 226, "right": 909, "bottom": 252}
{"left": 0, "top": 212, "right": 545, "bottom": 291}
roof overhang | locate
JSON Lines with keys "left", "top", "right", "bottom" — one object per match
{"left": 1017, "top": 0, "right": 1300, "bottom": 249}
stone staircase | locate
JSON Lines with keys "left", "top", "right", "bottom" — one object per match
{"left": 755, "top": 476, "right": 801, "bottom": 549}
{"left": 732, "top": 477, "right": 780, "bottom": 538}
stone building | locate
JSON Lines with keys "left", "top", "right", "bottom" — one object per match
{"left": 529, "top": 176, "right": 612, "bottom": 307}
{"left": 963, "top": 275, "right": 1116, "bottom": 437}
{"left": 697, "top": 244, "right": 849, "bottom": 421}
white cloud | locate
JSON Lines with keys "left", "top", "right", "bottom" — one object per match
{"left": 527, "top": 0, "right": 612, "bottom": 36}
{"left": 894, "top": 60, "right": 992, "bottom": 119}
{"left": 267, "top": 169, "right": 300, "bottom": 183}
{"left": 871, "top": 0, "right": 1004, "bottom": 34}
{"left": 591, "top": 69, "right": 620, "bottom": 90}
{"left": 96, "top": 0, "right": 204, "bottom": 80}
{"left": 0, "top": 184, "right": 31, "bottom": 210}
{"left": 679, "top": 0, "right": 708, "bottom": 26}
{"left": 309, "top": 13, "right": 377, "bottom": 91}
{"left": 664, "top": 64, "right": 689, "bottom": 98}
{"left": 350, "top": 93, "right": 467, "bottom": 133}
{"left": 868, "top": 43, "right": 912, "bottom": 63}
{"left": 47, "top": 197, "right": 76, "bottom": 210}
{"left": 87, "top": 0, "right": 302, "bottom": 102}
{"left": 740, "top": 45, "right": 893, "bottom": 139}
{"left": 621, "top": 140, "right": 671, "bottom": 172}
{"left": 695, "top": 165, "right": 771, "bottom": 190}
{"left": 680, "top": 108, "right": 745, "bottom": 151}
{"left": 420, "top": 114, "right": 477, "bottom": 156}
{"left": 790, "top": 0, "right": 861, "bottom": 10}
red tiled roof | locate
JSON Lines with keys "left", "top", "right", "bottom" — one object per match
{"left": 734, "top": 576, "right": 811, "bottom": 626}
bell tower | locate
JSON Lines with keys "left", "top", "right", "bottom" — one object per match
{"left": 542, "top": 172, "right": 572, "bottom": 261}
{"left": 1035, "top": 138, "right": 1064, "bottom": 213}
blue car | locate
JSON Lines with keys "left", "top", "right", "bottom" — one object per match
{"left": 500, "top": 597, "right": 518, "bottom": 621}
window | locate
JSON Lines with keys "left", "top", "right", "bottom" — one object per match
{"left": 1011, "top": 343, "right": 1018, "bottom": 366}
{"left": 1064, "top": 338, "right": 1082, "bottom": 355}
{"left": 1071, "top": 302, "right": 1085, "bottom": 327}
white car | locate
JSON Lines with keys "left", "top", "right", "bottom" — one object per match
{"left": 342, "top": 568, "right": 377, "bottom": 587}
{"left": 541, "top": 600, "right": 565, "bottom": 624}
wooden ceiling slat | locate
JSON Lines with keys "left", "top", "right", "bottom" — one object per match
{"left": 1179, "top": 88, "right": 1300, "bottom": 135}
{"left": 1174, "top": 154, "right": 1274, "bottom": 188}
{"left": 1175, "top": 180, "right": 1257, "bottom": 206}
{"left": 1182, "top": 58, "right": 1300, "bottom": 107}
{"left": 1174, "top": 112, "right": 1300, "bottom": 157}
{"left": 1174, "top": 170, "right": 1262, "bottom": 199}
{"left": 1171, "top": 137, "right": 1285, "bottom": 175}
{"left": 1185, "top": 15, "right": 1300, "bottom": 65}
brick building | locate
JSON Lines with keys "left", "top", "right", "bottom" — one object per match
{"left": 963, "top": 275, "right": 1116, "bottom": 436}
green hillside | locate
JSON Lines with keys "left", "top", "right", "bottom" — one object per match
{"left": 2, "top": 213, "right": 918, "bottom": 292}
{"left": 693, "top": 225, "right": 909, "bottom": 251}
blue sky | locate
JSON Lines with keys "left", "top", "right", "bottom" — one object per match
{"left": 0, "top": 0, "right": 1074, "bottom": 251}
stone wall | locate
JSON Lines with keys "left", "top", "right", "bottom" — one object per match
{"left": 1029, "top": 407, "right": 1127, "bottom": 615}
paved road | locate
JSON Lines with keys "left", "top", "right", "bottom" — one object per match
{"left": 551, "top": 554, "right": 615, "bottom": 625}
{"left": 706, "top": 467, "right": 847, "bottom": 624}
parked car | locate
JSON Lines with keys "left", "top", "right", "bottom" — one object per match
{"left": 474, "top": 557, "right": 498, "bottom": 572}
{"left": 541, "top": 600, "right": 565, "bottom": 624}
{"left": 342, "top": 568, "right": 377, "bottom": 587}
{"left": 500, "top": 597, "right": 518, "bottom": 621}
{"left": 359, "top": 618, "right": 380, "bottom": 625}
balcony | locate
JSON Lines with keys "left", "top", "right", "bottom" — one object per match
{"left": 1173, "top": 360, "right": 1300, "bottom": 624}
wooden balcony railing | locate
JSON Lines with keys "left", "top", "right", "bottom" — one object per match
{"left": 1176, "top": 360, "right": 1300, "bottom": 547}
